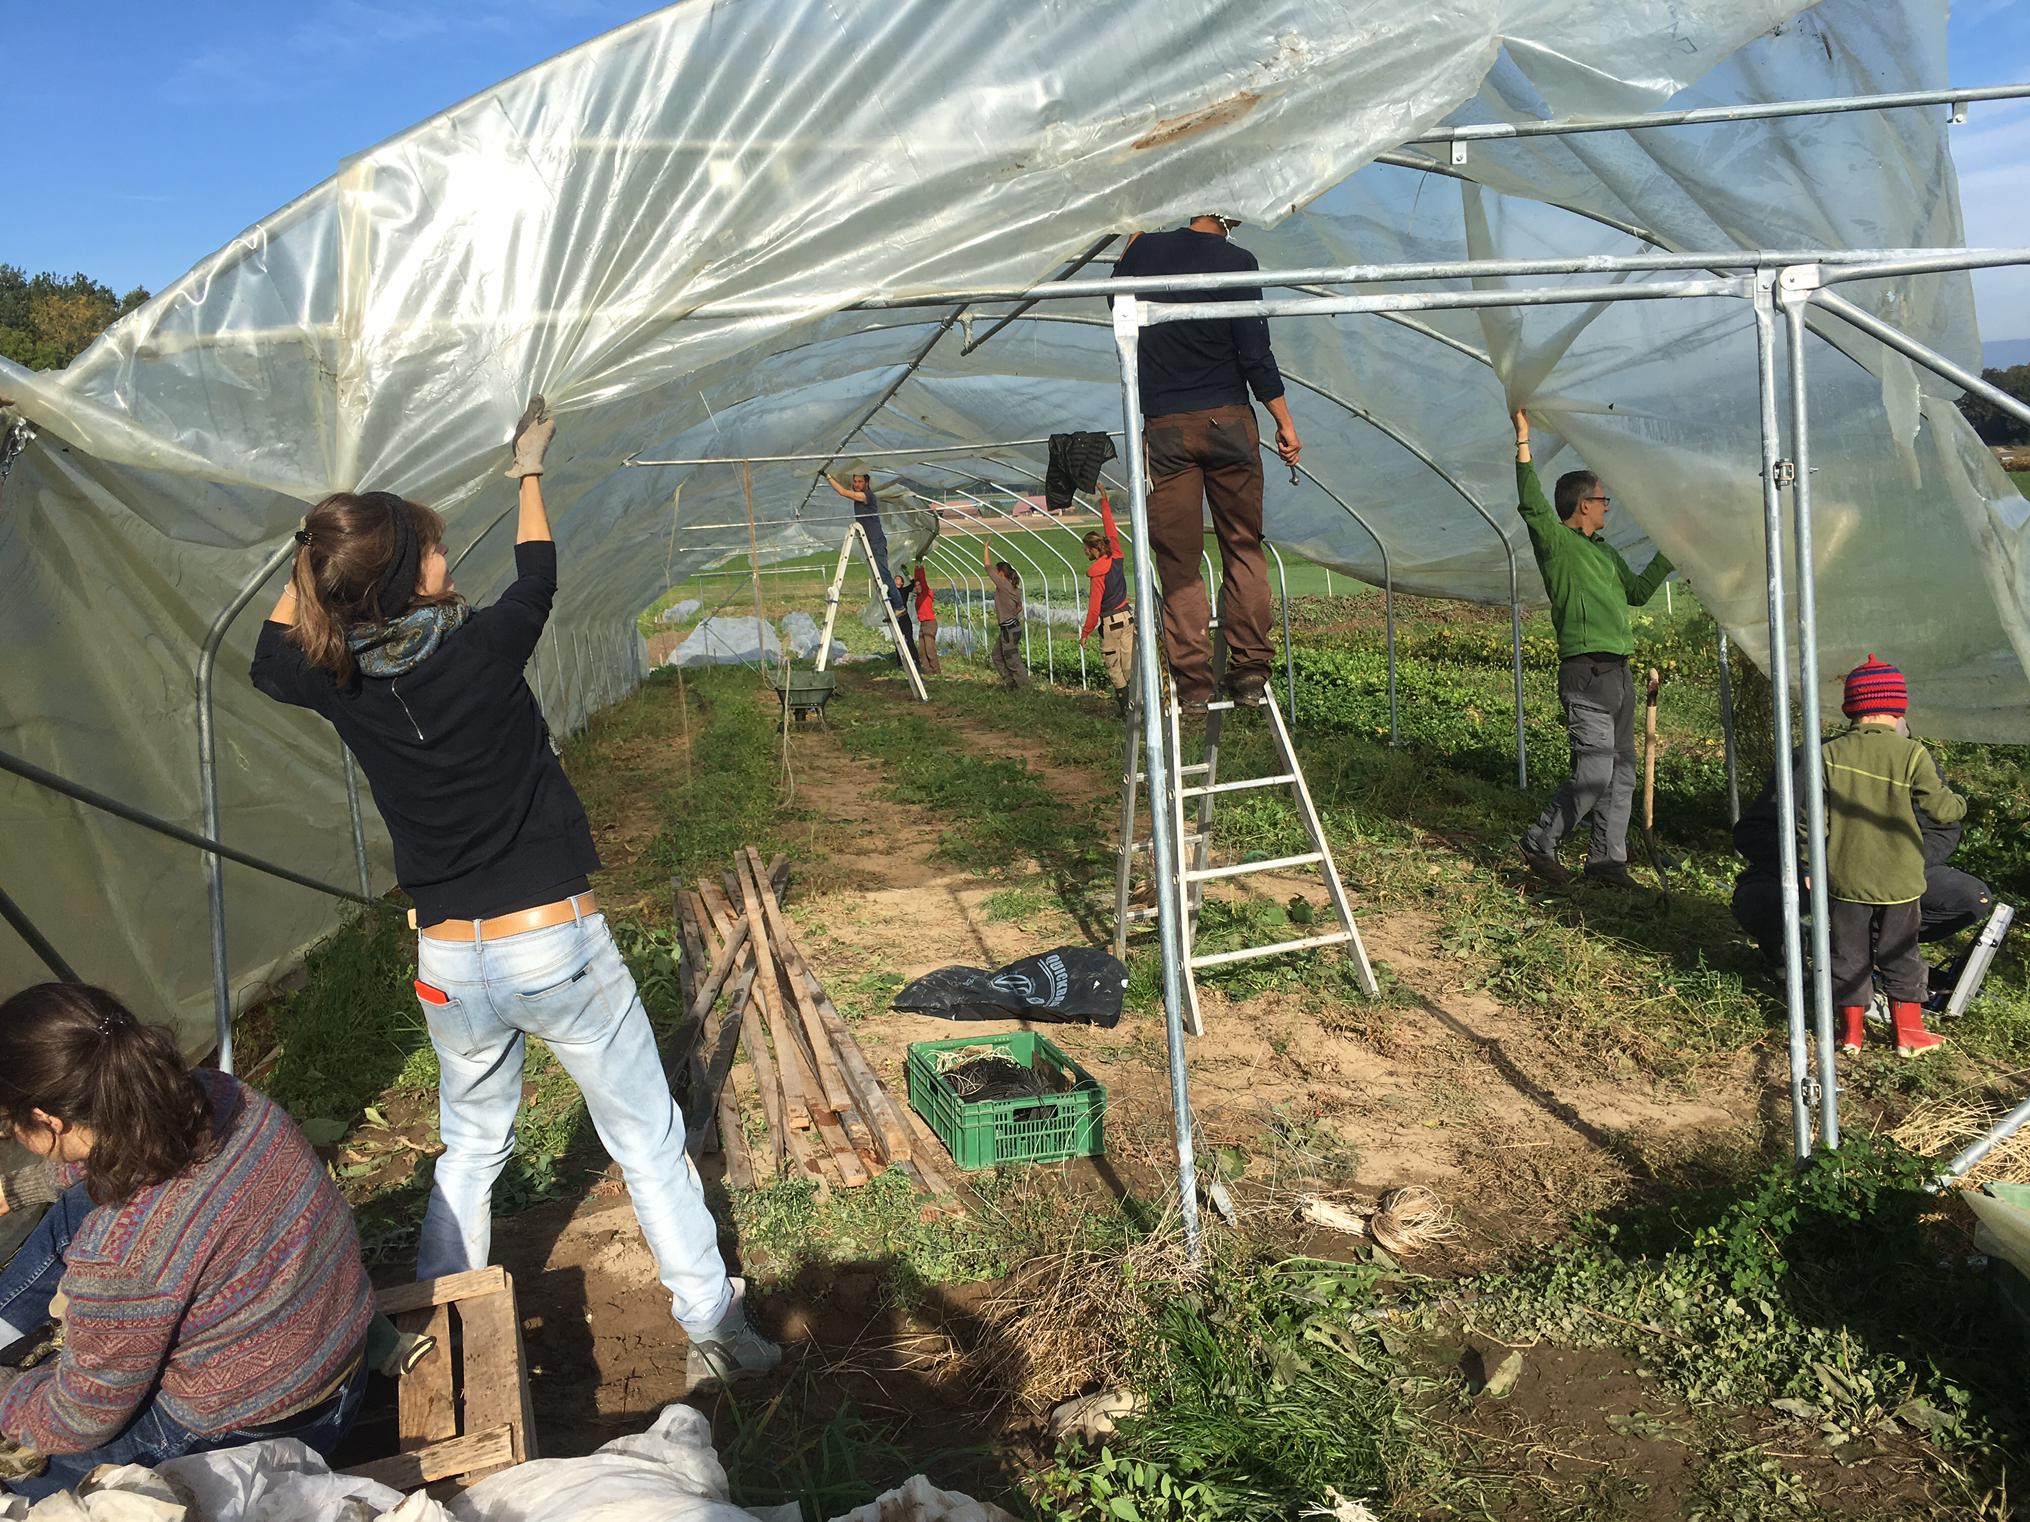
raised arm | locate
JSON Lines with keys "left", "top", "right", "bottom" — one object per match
{"left": 1512, "top": 409, "right": 1556, "bottom": 535}
{"left": 982, "top": 535, "right": 993, "bottom": 571}
{"left": 1099, "top": 488, "right": 1121, "bottom": 557}
{"left": 821, "top": 473, "right": 859, "bottom": 502}
{"left": 508, "top": 399, "right": 555, "bottom": 544}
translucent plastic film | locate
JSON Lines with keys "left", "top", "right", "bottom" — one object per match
{"left": 2, "top": 0, "right": 2018, "bottom": 1054}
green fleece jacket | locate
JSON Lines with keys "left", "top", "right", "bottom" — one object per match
{"left": 1517, "top": 462, "right": 1674, "bottom": 659}
{"left": 1815, "top": 723, "right": 1966, "bottom": 905}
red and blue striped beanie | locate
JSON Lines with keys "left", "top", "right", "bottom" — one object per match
{"left": 1843, "top": 654, "right": 1907, "bottom": 718}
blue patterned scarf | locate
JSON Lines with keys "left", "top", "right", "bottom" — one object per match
{"left": 349, "top": 602, "right": 469, "bottom": 677}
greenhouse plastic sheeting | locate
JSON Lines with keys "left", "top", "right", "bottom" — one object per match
{"left": 0, "top": 0, "right": 2021, "bottom": 1053}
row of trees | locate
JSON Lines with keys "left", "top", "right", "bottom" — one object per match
{"left": 0, "top": 266, "right": 151, "bottom": 371}
{"left": 1958, "top": 364, "right": 2030, "bottom": 446}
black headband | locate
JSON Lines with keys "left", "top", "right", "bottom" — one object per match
{"left": 366, "top": 491, "right": 420, "bottom": 621}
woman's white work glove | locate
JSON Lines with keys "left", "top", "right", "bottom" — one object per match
{"left": 504, "top": 396, "right": 556, "bottom": 479}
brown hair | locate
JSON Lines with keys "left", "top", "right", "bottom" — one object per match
{"left": 1553, "top": 470, "right": 1600, "bottom": 522}
{"left": 288, "top": 492, "right": 458, "bottom": 683}
{"left": 0, "top": 984, "right": 213, "bottom": 1205}
{"left": 1082, "top": 531, "right": 1107, "bottom": 556}
{"left": 996, "top": 561, "right": 1021, "bottom": 590}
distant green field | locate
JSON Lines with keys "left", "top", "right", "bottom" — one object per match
{"left": 639, "top": 518, "right": 1344, "bottom": 635}
{"left": 2013, "top": 469, "right": 2030, "bottom": 498}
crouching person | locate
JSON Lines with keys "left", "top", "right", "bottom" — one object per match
{"left": 0, "top": 984, "right": 373, "bottom": 1499}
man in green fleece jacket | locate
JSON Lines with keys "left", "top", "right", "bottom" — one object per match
{"left": 1511, "top": 409, "right": 1674, "bottom": 888}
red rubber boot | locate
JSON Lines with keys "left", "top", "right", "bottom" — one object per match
{"left": 1838, "top": 1006, "right": 1867, "bottom": 1054}
{"left": 1891, "top": 1000, "right": 1944, "bottom": 1059}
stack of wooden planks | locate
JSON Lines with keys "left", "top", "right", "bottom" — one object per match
{"left": 671, "top": 847, "right": 961, "bottom": 1206}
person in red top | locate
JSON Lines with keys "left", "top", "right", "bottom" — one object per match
{"left": 1080, "top": 489, "right": 1135, "bottom": 717}
{"left": 910, "top": 563, "right": 942, "bottom": 675}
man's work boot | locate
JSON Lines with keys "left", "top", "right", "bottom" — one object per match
{"left": 1224, "top": 671, "right": 1271, "bottom": 708}
{"left": 1176, "top": 687, "right": 1214, "bottom": 717}
{"left": 1837, "top": 1005, "right": 1867, "bottom": 1053}
{"left": 1520, "top": 842, "right": 1570, "bottom": 886}
{"left": 685, "top": 1279, "right": 783, "bottom": 1388}
{"left": 1891, "top": 1000, "right": 1945, "bottom": 1059}
{"left": 1113, "top": 687, "right": 1132, "bottom": 720}
{"left": 1583, "top": 861, "right": 1641, "bottom": 891}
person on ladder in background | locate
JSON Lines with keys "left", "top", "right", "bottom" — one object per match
{"left": 1111, "top": 215, "right": 1300, "bottom": 714}
{"left": 249, "top": 400, "right": 779, "bottom": 1388}
{"left": 911, "top": 561, "right": 943, "bottom": 675}
{"left": 1511, "top": 408, "right": 1673, "bottom": 891}
{"left": 1080, "top": 486, "right": 1134, "bottom": 717}
{"left": 984, "top": 535, "right": 1030, "bottom": 689}
{"left": 821, "top": 465, "right": 890, "bottom": 582}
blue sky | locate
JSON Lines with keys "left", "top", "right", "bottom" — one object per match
{"left": 13, "top": 1, "right": 2030, "bottom": 341}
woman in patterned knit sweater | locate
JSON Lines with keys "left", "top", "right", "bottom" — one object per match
{"left": 0, "top": 984, "right": 372, "bottom": 1499}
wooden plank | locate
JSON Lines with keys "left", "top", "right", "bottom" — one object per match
{"left": 672, "top": 883, "right": 700, "bottom": 1014}
{"left": 897, "top": 1158, "right": 962, "bottom": 1211}
{"left": 737, "top": 998, "right": 787, "bottom": 1173}
{"left": 726, "top": 1061, "right": 768, "bottom": 1182}
{"left": 812, "top": 1107, "right": 871, "bottom": 1186}
{"left": 457, "top": 1288, "right": 527, "bottom": 1463}
{"left": 835, "top": 1104, "right": 885, "bottom": 1176}
{"left": 802, "top": 969, "right": 915, "bottom": 1165}
{"left": 698, "top": 878, "right": 739, "bottom": 935}
{"left": 376, "top": 1266, "right": 507, "bottom": 1317}
{"left": 686, "top": 965, "right": 756, "bottom": 1155}
{"left": 780, "top": 1111, "right": 833, "bottom": 1196}
{"left": 718, "top": 1081, "right": 755, "bottom": 1190}
{"left": 346, "top": 1426, "right": 515, "bottom": 1490}
{"left": 732, "top": 885, "right": 815, "bottom": 1132}
{"left": 685, "top": 889, "right": 725, "bottom": 961}
{"left": 743, "top": 848, "right": 857, "bottom": 1118}
{"left": 684, "top": 918, "right": 751, "bottom": 1026}
{"left": 395, "top": 1302, "right": 456, "bottom": 1447}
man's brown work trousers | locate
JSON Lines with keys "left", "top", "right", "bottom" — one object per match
{"left": 1143, "top": 402, "right": 1269, "bottom": 700}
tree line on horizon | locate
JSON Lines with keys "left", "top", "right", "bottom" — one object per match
{"left": 0, "top": 265, "right": 151, "bottom": 371}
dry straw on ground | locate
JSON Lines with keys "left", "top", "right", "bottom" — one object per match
{"left": 1890, "top": 1070, "right": 2030, "bottom": 1189}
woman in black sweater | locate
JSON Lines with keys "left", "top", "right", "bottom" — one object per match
{"left": 250, "top": 402, "right": 776, "bottom": 1384}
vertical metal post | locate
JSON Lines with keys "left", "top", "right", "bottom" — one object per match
{"left": 1716, "top": 628, "right": 1740, "bottom": 823}
{"left": 341, "top": 745, "right": 372, "bottom": 898}
{"left": 1509, "top": 596, "right": 1528, "bottom": 790}
{"left": 1783, "top": 278, "right": 1838, "bottom": 1149}
{"left": 197, "top": 537, "right": 299, "bottom": 1073}
{"left": 1753, "top": 273, "right": 1814, "bottom": 1164}
{"left": 1384, "top": 573, "right": 1398, "bottom": 746}
{"left": 1114, "top": 296, "right": 1204, "bottom": 1261}
{"left": 1265, "top": 540, "right": 1297, "bottom": 726}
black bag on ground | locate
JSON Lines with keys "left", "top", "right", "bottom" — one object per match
{"left": 895, "top": 946, "right": 1127, "bottom": 1027}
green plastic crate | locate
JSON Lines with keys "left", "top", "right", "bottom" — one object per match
{"left": 905, "top": 1031, "right": 1105, "bottom": 1170}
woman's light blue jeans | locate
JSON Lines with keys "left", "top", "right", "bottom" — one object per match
{"left": 413, "top": 907, "right": 734, "bottom": 1335}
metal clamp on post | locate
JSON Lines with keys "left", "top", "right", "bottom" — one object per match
{"left": 1772, "top": 459, "right": 1798, "bottom": 487}
{"left": 0, "top": 415, "right": 37, "bottom": 483}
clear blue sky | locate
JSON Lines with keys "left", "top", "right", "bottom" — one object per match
{"left": 13, "top": 0, "right": 2030, "bottom": 340}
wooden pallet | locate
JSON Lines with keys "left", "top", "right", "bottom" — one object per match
{"left": 345, "top": 1266, "right": 536, "bottom": 1491}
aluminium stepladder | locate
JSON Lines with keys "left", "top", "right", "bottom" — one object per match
{"left": 1113, "top": 629, "right": 1378, "bottom": 1037}
{"left": 814, "top": 520, "right": 928, "bottom": 702}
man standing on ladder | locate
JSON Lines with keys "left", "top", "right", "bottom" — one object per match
{"left": 1511, "top": 408, "right": 1674, "bottom": 890}
{"left": 820, "top": 464, "right": 891, "bottom": 582}
{"left": 1080, "top": 486, "right": 1134, "bottom": 717}
{"left": 1111, "top": 216, "right": 1301, "bottom": 713}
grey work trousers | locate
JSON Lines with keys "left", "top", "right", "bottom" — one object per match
{"left": 990, "top": 619, "right": 1031, "bottom": 688}
{"left": 1523, "top": 655, "right": 1636, "bottom": 868}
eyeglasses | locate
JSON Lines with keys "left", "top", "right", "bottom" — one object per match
{"left": 1581, "top": 495, "right": 1612, "bottom": 507}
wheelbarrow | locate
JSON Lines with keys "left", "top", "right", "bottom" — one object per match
{"left": 769, "top": 667, "right": 838, "bottom": 725}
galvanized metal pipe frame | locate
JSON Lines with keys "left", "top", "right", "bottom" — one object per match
{"left": 1406, "top": 82, "right": 2030, "bottom": 148}
{"left": 913, "top": 462, "right": 1090, "bottom": 688}
{"left": 628, "top": 432, "right": 1120, "bottom": 469}
{"left": 1114, "top": 295, "right": 1205, "bottom": 1261}
{"left": 1749, "top": 274, "right": 1814, "bottom": 1163}
{"left": 1716, "top": 629, "right": 1740, "bottom": 824}
{"left": 921, "top": 539, "right": 993, "bottom": 661}
{"left": 2, "top": 881, "right": 80, "bottom": 983}
{"left": 1782, "top": 282, "right": 1839, "bottom": 1149}
{"left": 1263, "top": 540, "right": 1298, "bottom": 727}
{"left": 1932, "top": 1086, "right": 2030, "bottom": 1191}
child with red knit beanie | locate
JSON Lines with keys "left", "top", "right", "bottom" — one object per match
{"left": 1819, "top": 655, "right": 1965, "bottom": 1056}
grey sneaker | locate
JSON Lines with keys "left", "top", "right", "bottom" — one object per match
{"left": 1520, "top": 844, "right": 1570, "bottom": 886}
{"left": 685, "top": 1279, "right": 782, "bottom": 1387}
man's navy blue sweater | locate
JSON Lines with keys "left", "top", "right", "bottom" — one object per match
{"left": 1111, "top": 228, "right": 1287, "bottom": 418}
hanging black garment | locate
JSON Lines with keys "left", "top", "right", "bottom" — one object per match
{"left": 1044, "top": 432, "right": 1119, "bottom": 512}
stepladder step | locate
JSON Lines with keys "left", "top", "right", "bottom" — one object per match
{"left": 1179, "top": 773, "right": 1295, "bottom": 800}
{"left": 1184, "top": 851, "right": 1324, "bottom": 883}
{"left": 1191, "top": 930, "right": 1354, "bottom": 970}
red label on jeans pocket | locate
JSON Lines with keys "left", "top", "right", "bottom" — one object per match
{"left": 414, "top": 979, "right": 451, "bottom": 1005}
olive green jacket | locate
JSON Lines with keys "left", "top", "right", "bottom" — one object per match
{"left": 1517, "top": 462, "right": 1673, "bottom": 659}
